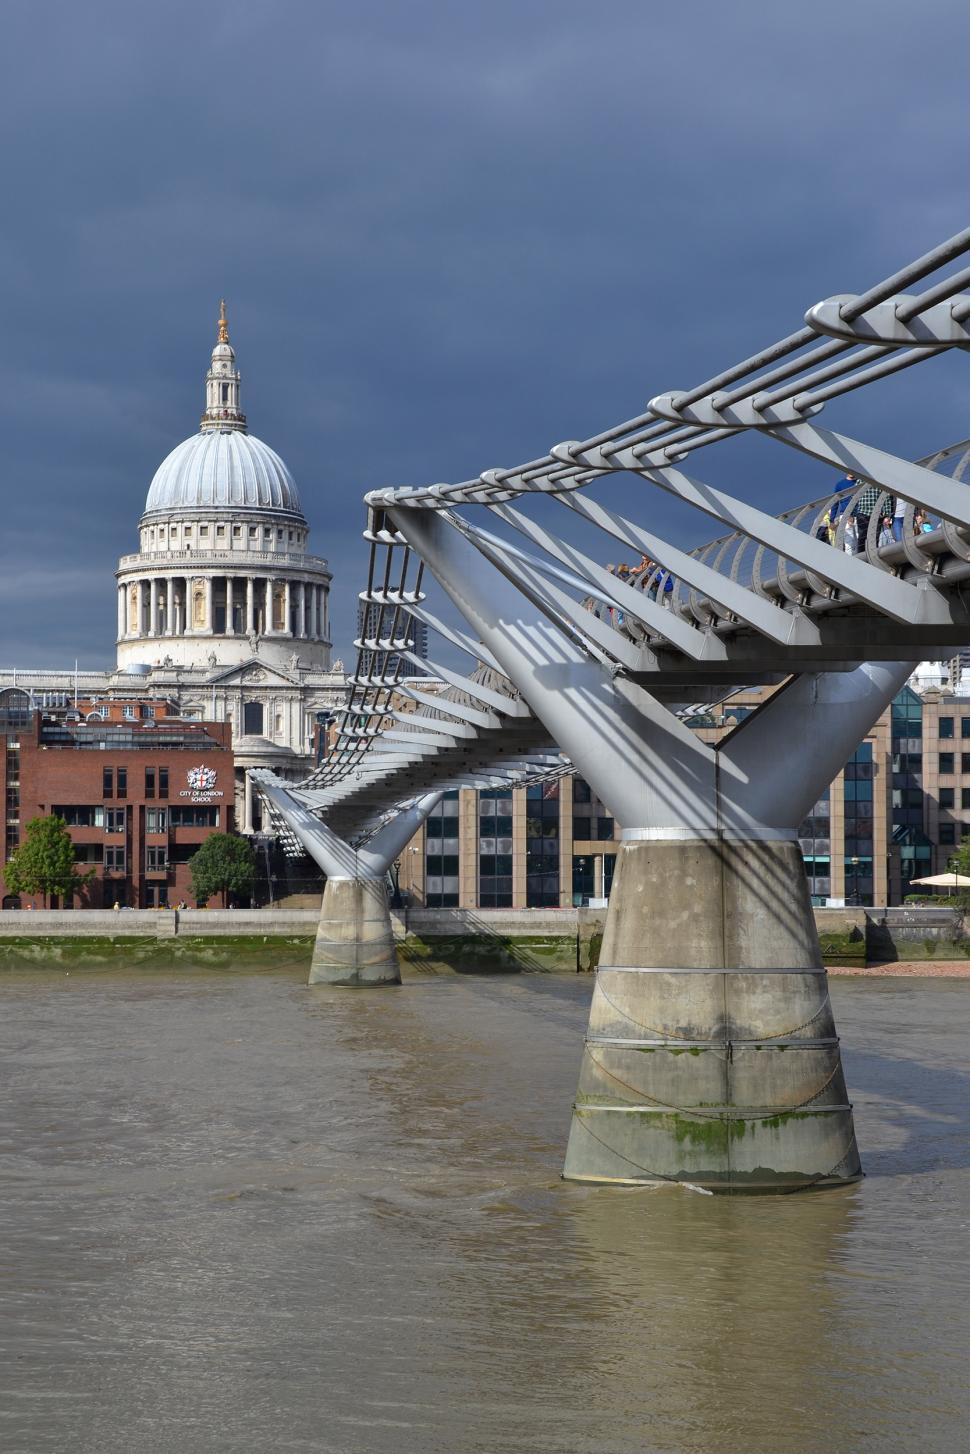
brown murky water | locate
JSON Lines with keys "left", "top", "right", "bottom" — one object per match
{"left": 1, "top": 964, "right": 968, "bottom": 1453}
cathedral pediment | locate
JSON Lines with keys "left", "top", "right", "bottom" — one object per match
{"left": 207, "top": 658, "right": 300, "bottom": 687}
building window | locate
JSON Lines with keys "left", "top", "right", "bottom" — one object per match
{"left": 799, "top": 791, "right": 832, "bottom": 904}
{"left": 103, "top": 767, "right": 113, "bottom": 798}
{"left": 425, "top": 791, "right": 460, "bottom": 906}
{"left": 939, "top": 824, "right": 957, "bottom": 845}
{"left": 572, "top": 855, "right": 594, "bottom": 905}
{"left": 940, "top": 752, "right": 955, "bottom": 774}
{"left": 53, "top": 805, "right": 105, "bottom": 827}
{"left": 200, "top": 526, "right": 209, "bottom": 537}
{"left": 105, "top": 809, "right": 126, "bottom": 833}
{"left": 123, "top": 705, "right": 136, "bottom": 720}
{"left": 146, "top": 846, "right": 167, "bottom": 871}
{"left": 104, "top": 846, "right": 126, "bottom": 872}
{"left": 940, "top": 787, "right": 955, "bottom": 809}
{"left": 940, "top": 716, "right": 954, "bottom": 739}
{"left": 159, "top": 768, "right": 169, "bottom": 800}
{"left": 478, "top": 790, "right": 513, "bottom": 907}
{"left": 116, "top": 768, "right": 127, "bottom": 800}
{"left": 843, "top": 744, "right": 875, "bottom": 906}
{"left": 217, "top": 525, "right": 226, "bottom": 537}
{"left": 169, "top": 806, "right": 219, "bottom": 827}
{"left": 962, "top": 754, "right": 970, "bottom": 774}
{"left": 526, "top": 781, "right": 560, "bottom": 907}
{"left": 963, "top": 717, "right": 970, "bottom": 739}
{"left": 146, "top": 808, "right": 167, "bottom": 833}
{"left": 141, "top": 705, "right": 155, "bottom": 719}
{"left": 233, "top": 526, "right": 242, "bottom": 537}
{"left": 145, "top": 768, "right": 155, "bottom": 799}
{"left": 243, "top": 700, "right": 264, "bottom": 735}
{"left": 249, "top": 527, "right": 258, "bottom": 538}
{"left": 961, "top": 789, "right": 970, "bottom": 811}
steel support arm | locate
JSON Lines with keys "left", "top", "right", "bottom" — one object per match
{"left": 764, "top": 420, "right": 970, "bottom": 529}
{"left": 553, "top": 442, "right": 923, "bottom": 623}
{"left": 254, "top": 774, "right": 442, "bottom": 878}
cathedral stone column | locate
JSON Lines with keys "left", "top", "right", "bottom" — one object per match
{"left": 117, "top": 585, "right": 125, "bottom": 641}
{"left": 296, "top": 581, "right": 306, "bottom": 638}
{"left": 246, "top": 577, "right": 255, "bottom": 633}
{"left": 166, "top": 578, "right": 175, "bottom": 635}
{"left": 149, "top": 579, "right": 159, "bottom": 636}
{"left": 226, "top": 577, "right": 235, "bottom": 634}
{"left": 264, "top": 578, "right": 272, "bottom": 634}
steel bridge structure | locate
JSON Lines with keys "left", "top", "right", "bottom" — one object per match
{"left": 256, "top": 225, "right": 970, "bottom": 1192}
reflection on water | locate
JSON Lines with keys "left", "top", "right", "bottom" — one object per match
{"left": 1, "top": 966, "right": 968, "bottom": 1453}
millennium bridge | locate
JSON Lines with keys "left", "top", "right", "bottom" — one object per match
{"left": 254, "top": 225, "right": 970, "bottom": 1193}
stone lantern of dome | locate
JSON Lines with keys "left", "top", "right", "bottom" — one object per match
{"left": 115, "top": 302, "right": 332, "bottom": 674}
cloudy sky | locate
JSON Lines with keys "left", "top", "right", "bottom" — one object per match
{"left": 1, "top": 0, "right": 967, "bottom": 667}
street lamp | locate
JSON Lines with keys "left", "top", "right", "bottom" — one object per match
{"left": 847, "top": 855, "right": 861, "bottom": 906}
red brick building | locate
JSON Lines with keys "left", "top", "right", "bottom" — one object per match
{"left": 1, "top": 689, "right": 234, "bottom": 908}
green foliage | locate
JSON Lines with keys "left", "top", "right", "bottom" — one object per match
{"left": 4, "top": 815, "right": 96, "bottom": 907}
{"left": 188, "top": 833, "right": 256, "bottom": 907}
{"left": 905, "top": 890, "right": 970, "bottom": 908}
{"left": 949, "top": 836, "right": 970, "bottom": 878}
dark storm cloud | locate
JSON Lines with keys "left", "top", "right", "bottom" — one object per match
{"left": 0, "top": 0, "right": 968, "bottom": 665}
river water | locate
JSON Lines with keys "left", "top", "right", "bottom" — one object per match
{"left": 1, "top": 964, "right": 968, "bottom": 1453}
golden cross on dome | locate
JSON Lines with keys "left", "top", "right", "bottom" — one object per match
{"left": 218, "top": 298, "right": 229, "bottom": 343}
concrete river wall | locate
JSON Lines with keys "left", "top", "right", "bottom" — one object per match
{"left": 2, "top": 903, "right": 968, "bottom": 966}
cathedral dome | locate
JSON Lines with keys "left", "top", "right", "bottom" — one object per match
{"left": 143, "top": 430, "right": 305, "bottom": 519}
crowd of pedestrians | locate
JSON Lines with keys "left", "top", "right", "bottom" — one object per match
{"left": 583, "top": 552, "right": 675, "bottom": 627}
{"left": 584, "top": 471, "right": 939, "bottom": 633}
{"left": 818, "top": 473, "right": 936, "bottom": 552}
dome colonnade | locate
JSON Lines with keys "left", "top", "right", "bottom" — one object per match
{"left": 115, "top": 560, "right": 329, "bottom": 646}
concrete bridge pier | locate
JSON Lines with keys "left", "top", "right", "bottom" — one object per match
{"left": 252, "top": 776, "right": 441, "bottom": 985}
{"left": 565, "top": 833, "right": 857, "bottom": 1189}
{"left": 390, "top": 504, "right": 913, "bottom": 1191}
{"left": 563, "top": 664, "right": 913, "bottom": 1191}
{"left": 310, "top": 874, "right": 398, "bottom": 986}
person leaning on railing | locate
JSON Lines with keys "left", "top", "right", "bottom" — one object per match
{"left": 629, "top": 552, "right": 654, "bottom": 587}
{"left": 851, "top": 480, "right": 883, "bottom": 553}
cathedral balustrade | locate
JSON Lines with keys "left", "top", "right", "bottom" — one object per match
{"left": 118, "top": 549, "right": 331, "bottom": 573}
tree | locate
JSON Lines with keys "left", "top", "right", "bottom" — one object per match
{"left": 188, "top": 832, "right": 256, "bottom": 908}
{"left": 4, "top": 815, "right": 96, "bottom": 908}
{"left": 949, "top": 835, "right": 970, "bottom": 879}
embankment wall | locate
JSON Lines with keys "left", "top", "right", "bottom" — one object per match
{"left": 0, "top": 905, "right": 965, "bottom": 968}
